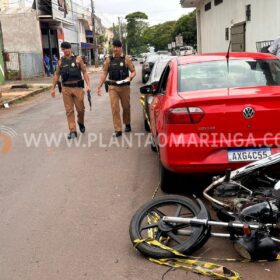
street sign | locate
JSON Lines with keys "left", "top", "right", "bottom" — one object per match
{"left": 176, "top": 35, "right": 183, "bottom": 47}
{"left": 172, "top": 42, "right": 176, "bottom": 48}
{"left": 168, "top": 44, "right": 172, "bottom": 50}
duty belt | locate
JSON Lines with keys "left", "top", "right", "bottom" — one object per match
{"left": 63, "top": 83, "right": 80, "bottom": 88}
{"left": 63, "top": 80, "right": 84, "bottom": 88}
{"left": 107, "top": 81, "right": 130, "bottom": 87}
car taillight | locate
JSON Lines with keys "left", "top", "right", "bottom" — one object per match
{"left": 166, "top": 107, "right": 204, "bottom": 124}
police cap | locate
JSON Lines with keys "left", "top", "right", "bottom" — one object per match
{"left": 61, "top": 41, "right": 72, "bottom": 49}
{"left": 112, "top": 39, "right": 122, "bottom": 47}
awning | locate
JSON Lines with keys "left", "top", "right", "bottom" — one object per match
{"left": 81, "top": 42, "right": 95, "bottom": 49}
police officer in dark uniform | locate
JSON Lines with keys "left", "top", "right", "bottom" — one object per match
{"left": 51, "top": 41, "right": 91, "bottom": 139}
{"left": 96, "top": 39, "right": 136, "bottom": 137}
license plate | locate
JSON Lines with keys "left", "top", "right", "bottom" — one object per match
{"left": 227, "top": 148, "right": 272, "bottom": 162}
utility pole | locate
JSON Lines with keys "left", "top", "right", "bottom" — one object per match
{"left": 118, "top": 17, "right": 122, "bottom": 44}
{"left": 91, "top": 0, "right": 98, "bottom": 67}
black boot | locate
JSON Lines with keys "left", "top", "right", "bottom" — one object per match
{"left": 78, "top": 123, "right": 86, "bottom": 133}
{"left": 125, "top": 124, "right": 131, "bottom": 132}
{"left": 112, "top": 131, "right": 122, "bottom": 137}
{"left": 67, "top": 131, "right": 78, "bottom": 139}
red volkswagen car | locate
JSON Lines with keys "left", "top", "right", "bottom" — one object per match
{"left": 140, "top": 53, "right": 280, "bottom": 192}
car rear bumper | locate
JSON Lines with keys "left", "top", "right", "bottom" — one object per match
{"left": 159, "top": 133, "right": 280, "bottom": 174}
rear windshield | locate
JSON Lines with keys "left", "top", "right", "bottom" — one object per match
{"left": 154, "top": 61, "right": 169, "bottom": 80}
{"left": 179, "top": 59, "right": 280, "bottom": 92}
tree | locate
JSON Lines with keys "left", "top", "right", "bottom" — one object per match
{"left": 98, "top": 34, "right": 107, "bottom": 54}
{"left": 142, "top": 21, "right": 176, "bottom": 51}
{"left": 173, "top": 11, "right": 197, "bottom": 47}
{"left": 125, "top": 12, "right": 148, "bottom": 54}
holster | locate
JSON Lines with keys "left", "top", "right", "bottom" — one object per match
{"left": 57, "top": 80, "right": 62, "bottom": 93}
{"left": 105, "top": 81, "right": 109, "bottom": 92}
{"left": 77, "top": 80, "right": 85, "bottom": 88}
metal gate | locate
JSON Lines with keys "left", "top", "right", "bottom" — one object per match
{"left": 231, "top": 22, "right": 246, "bottom": 52}
{"left": 5, "top": 52, "right": 20, "bottom": 80}
{"left": 4, "top": 52, "right": 44, "bottom": 80}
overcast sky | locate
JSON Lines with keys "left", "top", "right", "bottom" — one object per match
{"left": 84, "top": 0, "right": 194, "bottom": 27}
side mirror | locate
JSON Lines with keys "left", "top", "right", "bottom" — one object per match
{"left": 140, "top": 85, "right": 152, "bottom": 94}
{"left": 140, "top": 81, "right": 159, "bottom": 95}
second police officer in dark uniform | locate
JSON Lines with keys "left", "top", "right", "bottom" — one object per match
{"left": 96, "top": 39, "right": 136, "bottom": 137}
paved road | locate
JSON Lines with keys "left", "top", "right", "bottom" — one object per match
{"left": 0, "top": 64, "right": 279, "bottom": 280}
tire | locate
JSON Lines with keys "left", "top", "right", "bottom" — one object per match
{"left": 129, "top": 195, "right": 210, "bottom": 259}
{"left": 150, "top": 134, "right": 157, "bottom": 152}
{"left": 144, "top": 119, "right": 150, "bottom": 132}
{"left": 151, "top": 141, "right": 157, "bottom": 152}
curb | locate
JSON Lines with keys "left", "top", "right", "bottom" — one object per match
{"left": 0, "top": 86, "right": 52, "bottom": 108}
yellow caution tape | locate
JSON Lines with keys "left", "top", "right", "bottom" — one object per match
{"left": 149, "top": 258, "right": 240, "bottom": 280}
{"left": 134, "top": 238, "right": 241, "bottom": 280}
{"left": 134, "top": 233, "right": 280, "bottom": 278}
{"left": 134, "top": 211, "right": 241, "bottom": 279}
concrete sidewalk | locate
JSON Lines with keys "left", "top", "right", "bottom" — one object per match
{"left": 0, "top": 76, "right": 53, "bottom": 108}
{"left": 0, "top": 65, "right": 102, "bottom": 108}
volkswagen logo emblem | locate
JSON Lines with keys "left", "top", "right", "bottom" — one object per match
{"left": 243, "top": 107, "right": 255, "bottom": 119}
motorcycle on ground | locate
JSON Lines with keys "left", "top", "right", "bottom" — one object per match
{"left": 130, "top": 153, "right": 280, "bottom": 261}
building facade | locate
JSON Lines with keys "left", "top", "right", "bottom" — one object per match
{"left": 0, "top": 7, "right": 44, "bottom": 79}
{"left": 181, "top": 0, "right": 280, "bottom": 53}
{"left": 0, "top": 0, "right": 106, "bottom": 79}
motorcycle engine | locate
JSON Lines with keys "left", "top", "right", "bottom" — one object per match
{"left": 213, "top": 173, "right": 280, "bottom": 213}
{"left": 213, "top": 181, "right": 252, "bottom": 212}
{"left": 240, "top": 200, "right": 279, "bottom": 223}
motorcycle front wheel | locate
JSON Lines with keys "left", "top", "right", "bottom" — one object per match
{"left": 129, "top": 195, "right": 211, "bottom": 258}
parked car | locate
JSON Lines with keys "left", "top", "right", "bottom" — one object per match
{"left": 142, "top": 53, "right": 171, "bottom": 83}
{"left": 142, "top": 56, "right": 171, "bottom": 132}
{"left": 140, "top": 52, "right": 280, "bottom": 192}
{"left": 141, "top": 53, "right": 159, "bottom": 83}
{"left": 179, "top": 45, "right": 195, "bottom": 56}
{"left": 131, "top": 55, "right": 138, "bottom": 61}
{"left": 139, "top": 52, "right": 151, "bottom": 64}
{"left": 157, "top": 50, "right": 171, "bottom": 56}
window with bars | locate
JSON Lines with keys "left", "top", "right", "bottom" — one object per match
{"left": 246, "top": 5, "right": 251, "bottom": 21}
{"left": 214, "top": 0, "right": 223, "bottom": 6}
{"left": 205, "top": 2, "right": 211, "bottom": 11}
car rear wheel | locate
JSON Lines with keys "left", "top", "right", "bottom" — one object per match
{"left": 143, "top": 110, "right": 150, "bottom": 132}
{"left": 144, "top": 119, "right": 150, "bottom": 132}
{"left": 150, "top": 135, "right": 157, "bottom": 152}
